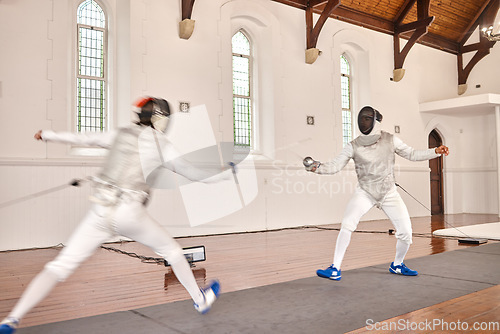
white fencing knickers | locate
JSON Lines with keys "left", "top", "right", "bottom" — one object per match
{"left": 46, "top": 198, "right": 202, "bottom": 296}
{"left": 341, "top": 185, "right": 413, "bottom": 243}
{"left": 332, "top": 185, "right": 413, "bottom": 269}
{"left": 7, "top": 196, "right": 205, "bottom": 321}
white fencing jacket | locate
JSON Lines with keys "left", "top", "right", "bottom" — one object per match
{"left": 315, "top": 131, "right": 439, "bottom": 202}
{"left": 42, "top": 125, "right": 226, "bottom": 204}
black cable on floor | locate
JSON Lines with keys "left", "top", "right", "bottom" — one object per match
{"left": 100, "top": 245, "right": 165, "bottom": 265}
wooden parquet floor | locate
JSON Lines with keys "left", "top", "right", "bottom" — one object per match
{"left": 0, "top": 213, "right": 498, "bottom": 330}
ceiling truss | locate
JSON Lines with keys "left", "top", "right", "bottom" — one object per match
{"left": 176, "top": 0, "right": 499, "bottom": 95}
{"left": 392, "top": 0, "right": 435, "bottom": 82}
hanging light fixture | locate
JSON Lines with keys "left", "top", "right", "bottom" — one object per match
{"left": 482, "top": 8, "right": 500, "bottom": 41}
{"left": 481, "top": 25, "right": 500, "bottom": 41}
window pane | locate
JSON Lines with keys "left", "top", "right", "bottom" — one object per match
{"left": 341, "top": 76, "right": 350, "bottom": 109}
{"left": 232, "top": 30, "right": 252, "bottom": 147}
{"left": 341, "top": 55, "right": 352, "bottom": 145}
{"left": 232, "top": 55, "right": 249, "bottom": 96}
{"left": 233, "top": 97, "right": 251, "bottom": 146}
{"left": 78, "top": 27, "right": 104, "bottom": 78}
{"left": 232, "top": 31, "right": 250, "bottom": 55}
{"left": 77, "top": 0, "right": 106, "bottom": 133}
{"left": 340, "top": 55, "right": 350, "bottom": 75}
{"left": 342, "top": 109, "right": 351, "bottom": 145}
{"left": 77, "top": 78, "right": 106, "bottom": 132}
{"left": 77, "top": 0, "right": 105, "bottom": 28}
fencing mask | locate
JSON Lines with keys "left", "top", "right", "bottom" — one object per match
{"left": 135, "top": 97, "right": 172, "bottom": 133}
{"left": 357, "top": 106, "right": 383, "bottom": 146}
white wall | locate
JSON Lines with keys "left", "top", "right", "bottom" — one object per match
{"left": 1, "top": 0, "right": 499, "bottom": 250}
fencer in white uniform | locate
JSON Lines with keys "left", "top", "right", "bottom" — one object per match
{"left": 305, "top": 106, "right": 449, "bottom": 281}
{"left": 0, "top": 97, "right": 225, "bottom": 334}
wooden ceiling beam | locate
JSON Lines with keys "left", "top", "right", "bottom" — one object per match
{"left": 272, "top": 0, "right": 489, "bottom": 55}
{"left": 179, "top": 0, "right": 196, "bottom": 39}
{"left": 181, "top": 0, "right": 195, "bottom": 20}
{"left": 331, "top": 6, "right": 394, "bottom": 34}
{"left": 307, "top": 0, "right": 340, "bottom": 48}
{"left": 416, "top": 0, "right": 429, "bottom": 20}
{"left": 394, "top": 0, "right": 417, "bottom": 26}
{"left": 457, "top": 48, "right": 490, "bottom": 95}
{"left": 415, "top": 33, "right": 459, "bottom": 54}
{"left": 457, "top": 0, "right": 498, "bottom": 94}
{"left": 273, "top": 0, "right": 307, "bottom": 9}
{"left": 459, "top": 0, "right": 495, "bottom": 45}
{"left": 309, "top": 0, "right": 329, "bottom": 7}
{"left": 461, "top": 40, "right": 495, "bottom": 54}
{"left": 393, "top": 0, "right": 434, "bottom": 81}
{"left": 396, "top": 16, "right": 434, "bottom": 34}
{"left": 305, "top": 0, "right": 340, "bottom": 64}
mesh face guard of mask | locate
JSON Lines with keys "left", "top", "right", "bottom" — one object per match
{"left": 358, "top": 106, "right": 382, "bottom": 135}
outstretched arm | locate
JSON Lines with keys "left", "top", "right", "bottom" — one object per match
{"left": 157, "top": 140, "right": 230, "bottom": 183}
{"left": 34, "top": 129, "right": 116, "bottom": 149}
{"left": 307, "top": 143, "right": 353, "bottom": 174}
{"left": 394, "top": 136, "right": 449, "bottom": 161}
{"left": 163, "top": 156, "right": 230, "bottom": 183}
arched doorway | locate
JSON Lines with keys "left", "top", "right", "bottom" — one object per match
{"left": 428, "top": 130, "right": 444, "bottom": 215}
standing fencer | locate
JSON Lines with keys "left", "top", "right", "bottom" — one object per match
{"left": 305, "top": 106, "right": 449, "bottom": 281}
{"left": 0, "top": 97, "right": 227, "bottom": 333}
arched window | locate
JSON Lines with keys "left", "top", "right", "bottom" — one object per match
{"left": 76, "top": 0, "right": 107, "bottom": 132}
{"left": 340, "top": 54, "right": 352, "bottom": 145}
{"left": 232, "top": 30, "right": 252, "bottom": 147}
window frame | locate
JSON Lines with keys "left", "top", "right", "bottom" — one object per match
{"left": 231, "top": 29, "right": 254, "bottom": 149}
{"left": 340, "top": 53, "right": 353, "bottom": 146}
{"left": 76, "top": 0, "right": 108, "bottom": 133}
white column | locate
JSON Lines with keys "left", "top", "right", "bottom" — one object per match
{"left": 496, "top": 106, "right": 500, "bottom": 217}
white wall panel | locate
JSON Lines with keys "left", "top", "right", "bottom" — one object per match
{"left": 1, "top": 0, "right": 498, "bottom": 250}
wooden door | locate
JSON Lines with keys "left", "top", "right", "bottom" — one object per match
{"left": 428, "top": 130, "right": 444, "bottom": 215}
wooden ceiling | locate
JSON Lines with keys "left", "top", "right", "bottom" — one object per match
{"left": 178, "top": 0, "right": 496, "bottom": 92}
{"left": 272, "top": 0, "right": 499, "bottom": 54}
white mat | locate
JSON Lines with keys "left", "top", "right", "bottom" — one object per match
{"left": 433, "top": 222, "right": 500, "bottom": 240}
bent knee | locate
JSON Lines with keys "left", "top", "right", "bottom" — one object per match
{"left": 44, "top": 261, "right": 77, "bottom": 282}
{"left": 156, "top": 244, "right": 185, "bottom": 265}
{"left": 341, "top": 217, "right": 359, "bottom": 232}
{"left": 396, "top": 231, "right": 412, "bottom": 244}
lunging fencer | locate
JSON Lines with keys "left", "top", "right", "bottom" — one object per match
{"left": 0, "top": 97, "right": 226, "bottom": 333}
{"left": 304, "top": 106, "right": 449, "bottom": 281}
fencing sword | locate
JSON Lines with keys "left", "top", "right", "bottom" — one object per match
{"left": 0, "top": 178, "right": 87, "bottom": 209}
{"left": 396, "top": 182, "right": 488, "bottom": 244}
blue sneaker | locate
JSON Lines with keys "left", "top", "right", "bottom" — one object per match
{"left": 0, "top": 318, "right": 19, "bottom": 334}
{"left": 316, "top": 265, "right": 341, "bottom": 281}
{"left": 389, "top": 262, "right": 418, "bottom": 276}
{"left": 194, "top": 280, "right": 220, "bottom": 314}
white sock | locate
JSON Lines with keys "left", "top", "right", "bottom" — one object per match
{"left": 394, "top": 239, "right": 410, "bottom": 266}
{"left": 9, "top": 268, "right": 60, "bottom": 322}
{"left": 333, "top": 229, "right": 352, "bottom": 269}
